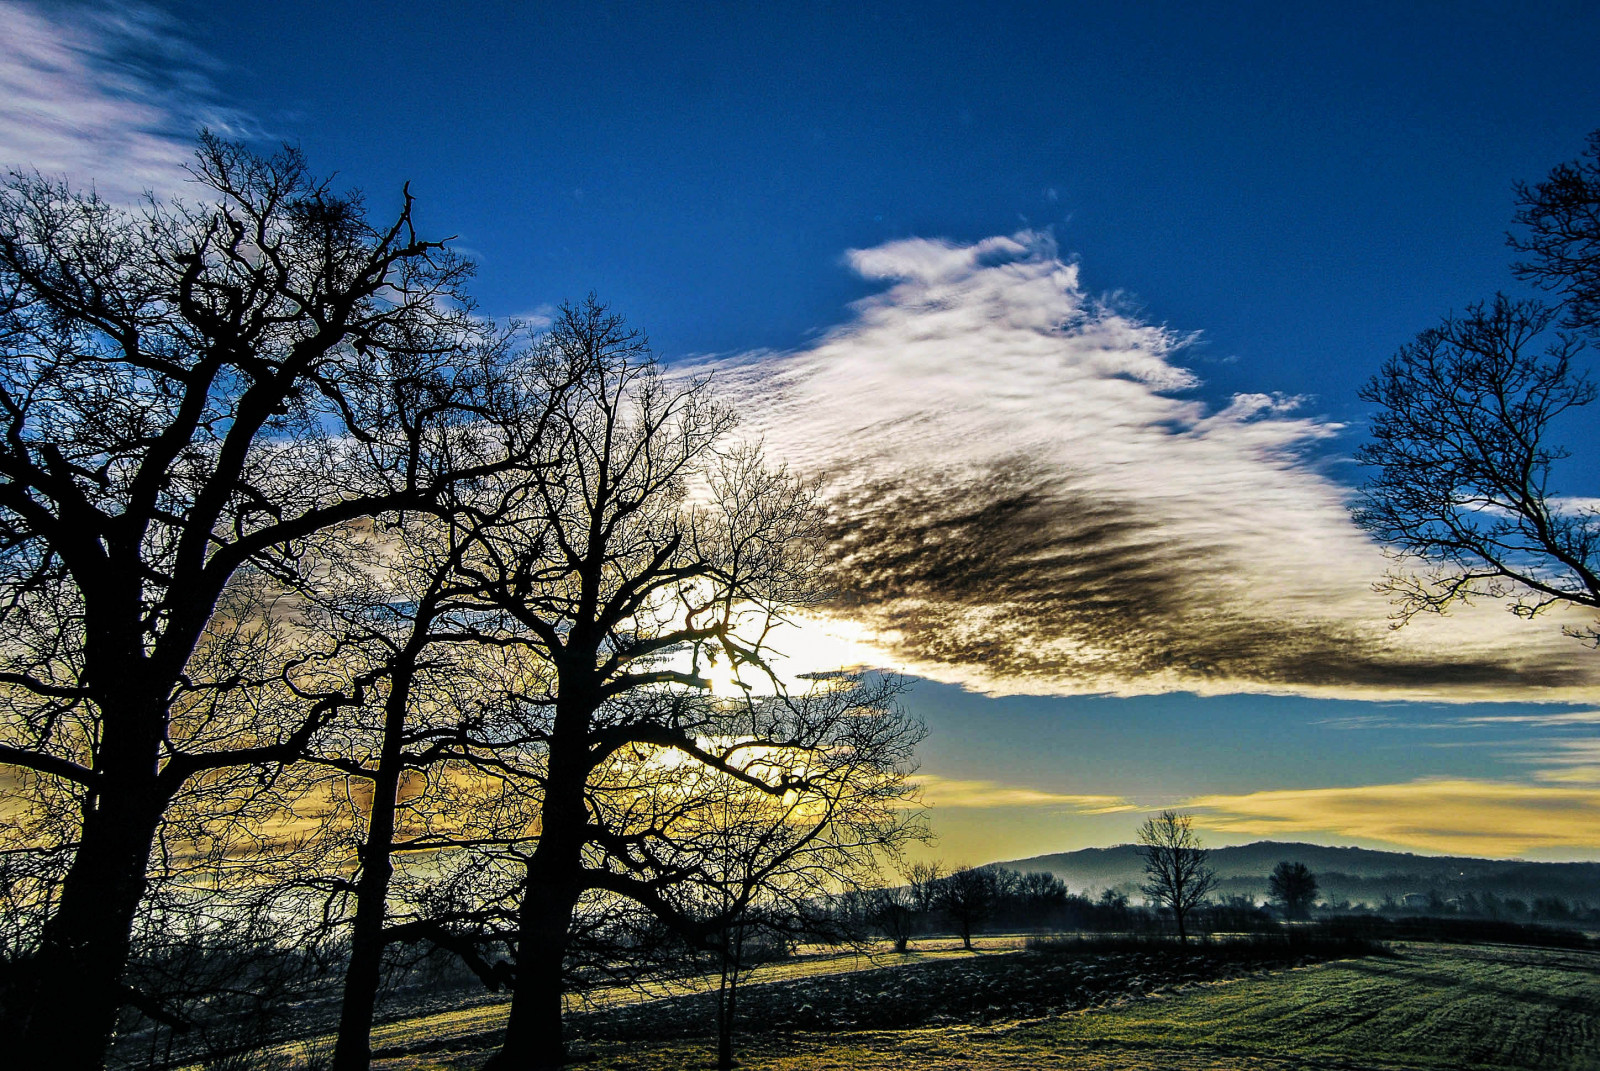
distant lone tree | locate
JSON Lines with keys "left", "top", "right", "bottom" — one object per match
{"left": 1137, "top": 810, "right": 1217, "bottom": 943}
{"left": 1267, "top": 861, "right": 1319, "bottom": 920}
{"left": 936, "top": 866, "right": 1005, "bottom": 951}
{"left": 871, "top": 884, "right": 915, "bottom": 953}
{"left": 1355, "top": 130, "right": 1600, "bottom": 645}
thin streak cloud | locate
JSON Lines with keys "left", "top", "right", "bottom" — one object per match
{"left": 1520, "top": 739, "right": 1600, "bottom": 786}
{"left": 703, "top": 232, "right": 1600, "bottom": 701}
{"left": 1463, "top": 711, "right": 1600, "bottom": 727}
{"left": 910, "top": 775, "right": 1137, "bottom": 812}
{"left": 1187, "top": 778, "right": 1600, "bottom": 856}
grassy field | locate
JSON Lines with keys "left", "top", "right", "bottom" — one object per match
{"left": 371, "top": 942, "right": 1600, "bottom": 1071}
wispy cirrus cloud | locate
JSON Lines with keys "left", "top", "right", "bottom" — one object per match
{"left": 1517, "top": 738, "right": 1600, "bottom": 786}
{"left": 910, "top": 775, "right": 1137, "bottom": 812}
{"left": 0, "top": 0, "right": 244, "bottom": 200}
{"left": 1462, "top": 710, "right": 1600, "bottom": 727}
{"left": 704, "top": 232, "right": 1599, "bottom": 701}
{"left": 1187, "top": 778, "right": 1600, "bottom": 856}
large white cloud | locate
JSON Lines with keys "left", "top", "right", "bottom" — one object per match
{"left": 0, "top": 0, "right": 240, "bottom": 201}
{"left": 702, "top": 232, "right": 1599, "bottom": 701}
{"left": 2, "top": 6, "right": 1589, "bottom": 703}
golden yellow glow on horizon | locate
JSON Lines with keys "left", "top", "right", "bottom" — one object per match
{"left": 1186, "top": 778, "right": 1600, "bottom": 857}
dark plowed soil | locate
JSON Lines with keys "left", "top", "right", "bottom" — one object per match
{"left": 566, "top": 945, "right": 1332, "bottom": 1043}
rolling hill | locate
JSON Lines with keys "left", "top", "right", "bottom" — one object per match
{"left": 995, "top": 841, "right": 1600, "bottom": 906}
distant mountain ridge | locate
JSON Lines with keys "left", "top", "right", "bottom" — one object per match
{"left": 994, "top": 841, "right": 1600, "bottom": 905}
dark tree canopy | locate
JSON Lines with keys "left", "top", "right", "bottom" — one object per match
{"left": 1267, "top": 860, "right": 1318, "bottom": 921}
{"left": 934, "top": 866, "right": 1006, "bottom": 952}
{"left": 1355, "top": 131, "right": 1600, "bottom": 646}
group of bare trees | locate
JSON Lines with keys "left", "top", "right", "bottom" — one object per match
{"left": 863, "top": 863, "right": 1131, "bottom": 951}
{"left": 0, "top": 138, "right": 923, "bottom": 1071}
{"left": 862, "top": 824, "right": 1322, "bottom": 951}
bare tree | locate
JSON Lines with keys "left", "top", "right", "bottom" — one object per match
{"left": 1137, "top": 810, "right": 1216, "bottom": 944}
{"left": 906, "top": 860, "right": 944, "bottom": 920}
{"left": 870, "top": 884, "right": 915, "bottom": 953}
{"left": 1267, "top": 860, "right": 1318, "bottom": 921}
{"left": 678, "top": 732, "right": 909, "bottom": 1071}
{"left": 936, "top": 866, "right": 1005, "bottom": 951}
{"left": 1354, "top": 298, "right": 1598, "bottom": 641}
{"left": 456, "top": 300, "right": 923, "bottom": 1070}
{"left": 290, "top": 513, "right": 549, "bottom": 1071}
{"left": 1512, "top": 129, "right": 1600, "bottom": 335}
{"left": 0, "top": 136, "right": 549, "bottom": 1069}
{"left": 1355, "top": 132, "right": 1599, "bottom": 645}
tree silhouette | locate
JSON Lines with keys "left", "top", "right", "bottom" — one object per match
{"left": 1267, "top": 861, "right": 1319, "bottom": 920}
{"left": 1137, "top": 810, "right": 1216, "bottom": 944}
{"left": 936, "top": 866, "right": 1006, "bottom": 951}
{"left": 1512, "top": 130, "right": 1600, "bottom": 334}
{"left": 1355, "top": 131, "right": 1599, "bottom": 645}
{"left": 466, "top": 300, "right": 924, "bottom": 1071}
{"left": 0, "top": 136, "right": 550, "bottom": 1070}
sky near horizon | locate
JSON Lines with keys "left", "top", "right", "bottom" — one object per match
{"left": 3, "top": 0, "right": 1598, "bottom": 865}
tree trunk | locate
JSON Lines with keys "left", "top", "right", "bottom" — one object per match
{"left": 1175, "top": 908, "right": 1188, "bottom": 945}
{"left": 716, "top": 969, "right": 738, "bottom": 1071}
{"left": 716, "top": 925, "right": 743, "bottom": 1071}
{"left": 331, "top": 668, "right": 413, "bottom": 1071}
{"left": 486, "top": 717, "right": 588, "bottom": 1071}
{"left": 489, "top": 874, "right": 578, "bottom": 1071}
{"left": 330, "top": 811, "right": 398, "bottom": 1071}
{"left": 11, "top": 708, "right": 167, "bottom": 1071}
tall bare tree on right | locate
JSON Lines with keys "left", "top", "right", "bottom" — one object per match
{"left": 1354, "top": 131, "right": 1600, "bottom": 645}
{"left": 1137, "top": 810, "right": 1216, "bottom": 944}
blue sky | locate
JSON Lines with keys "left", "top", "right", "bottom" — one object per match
{"left": 174, "top": 1, "right": 1597, "bottom": 415}
{"left": 4, "top": 0, "right": 1598, "bottom": 864}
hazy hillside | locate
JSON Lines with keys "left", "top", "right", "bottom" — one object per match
{"left": 996, "top": 841, "right": 1600, "bottom": 906}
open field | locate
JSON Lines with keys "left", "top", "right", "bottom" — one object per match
{"left": 208, "top": 937, "right": 1031, "bottom": 1068}
{"left": 356, "top": 937, "right": 1031, "bottom": 1057}
{"left": 366, "top": 942, "right": 1600, "bottom": 1071}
